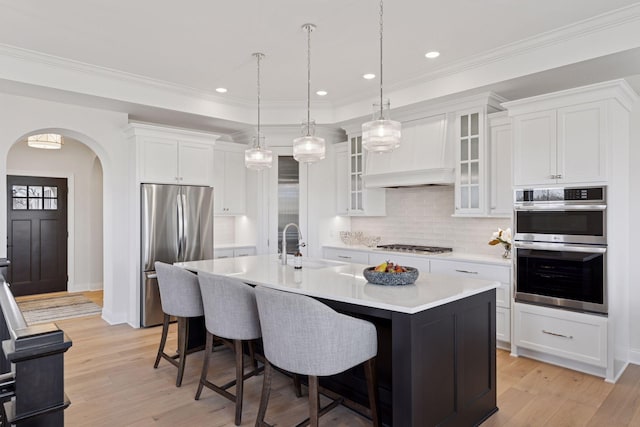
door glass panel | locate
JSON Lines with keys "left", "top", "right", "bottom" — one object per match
{"left": 351, "top": 156, "right": 356, "bottom": 173}
{"left": 471, "top": 113, "right": 479, "bottom": 135}
{"left": 29, "top": 186, "right": 43, "bottom": 197}
{"left": 461, "top": 163, "right": 469, "bottom": 185}
{"left": 29, "top": 199, "right": 43, "bottom": 210}
{"left": 471, "top": 186, "right": 479, "bottom": 208}
{"left": 357, "top": 192, "right": 363, "bottom": 210}
{"left": 461, "top": 139, "right": 468, "bottom": 161}
{"left": 471, "top": 138, "right": 479, "bottom": 160}
{"left": 461, "top": 187, "right": 469, "bottom": 209}
{"left": 13, "top": 198, "right": 27, "bottom": 210}
{"left": 277, "top": 156, "right": 299, "bottom": 255}
{"left": 12, "top": 186, "right": 27, "bottom": 197}
{"left": 471, "top": 162, "right": 479, "bottom": 184}
{"left": 43, "top": 186, "right": 57, "bottom": 197}
{"left": 461, "top": 115, "right": 468, "bottom": 138}
{"left": 44, "top": 199, "right": 58, "bottom": 210}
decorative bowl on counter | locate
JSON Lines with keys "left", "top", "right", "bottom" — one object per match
{"left": 363, "top": 266, "right": 419, "bottom": 286}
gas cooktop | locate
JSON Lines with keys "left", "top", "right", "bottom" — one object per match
{"left": 376, "top": 244, "right": 453, "bottom": 254}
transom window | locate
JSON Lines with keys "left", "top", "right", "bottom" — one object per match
{"left": 12, "top": 185, "right": 58, "bottom": 210}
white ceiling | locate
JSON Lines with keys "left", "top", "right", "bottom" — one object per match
{"left": 0, "top": 0, "right": 639, "bottom": 134}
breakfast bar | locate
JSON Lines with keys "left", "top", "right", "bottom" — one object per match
{"left": 176, "top": 254, "right": 499, "bottom": 426}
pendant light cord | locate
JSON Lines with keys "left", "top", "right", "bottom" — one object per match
{"left": 379, "top": 0, "right": 384, "bottom": 119}
{"left": 254, "top": 52, "right": 264, "bottom": 148}
{"left": 305, "top": 24, "right": 313, "bottom": 136}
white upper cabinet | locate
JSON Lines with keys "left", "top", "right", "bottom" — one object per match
{"left": 488, "top": 112, "right": 513, "bottom": 217}
{"left": 505, "top": 80, "right": 637, "bottom": 187}
{"left": 127, "top": 123, "right": 218, "bottom": 186}
{"left": 455, "top": 110, "right": 484, "bottom": 214}
{"left": 334, "top": 142, "right": 349, "bottom": 216}
{"left": 213, "top": 142, "right": 247, "bottom": 215}
{"left": 344, "top": 134, "right": 385, "bottom": 216}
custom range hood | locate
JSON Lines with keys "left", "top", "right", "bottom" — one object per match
{"left": 362, "top": 114, "right": 455, "bottom": 188}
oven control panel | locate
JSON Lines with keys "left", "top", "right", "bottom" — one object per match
{"left": 515, "top": 186, "right": 605, "bottom": 203}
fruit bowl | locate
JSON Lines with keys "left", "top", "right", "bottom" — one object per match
{"left": 363, "top": 266, "right": 419, "bottom": 286}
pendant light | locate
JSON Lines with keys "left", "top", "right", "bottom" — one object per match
{"left": 293, "top": 23, "right": 325, "bottom": 164}
{"left": 245, "top": 52, "right": 273, "bottom": 170}
{"left": 27, "top": 133, "right": 63, "bottom": 150}
{"left": 362, "top": 0, "right": 401, "bottom": 153}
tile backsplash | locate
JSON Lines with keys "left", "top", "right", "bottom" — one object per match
{"left": 351, "top": 186, "right": 512, "bottom": 257}
{"left": 214, "top": 216, "right": 235, "bottom": 245}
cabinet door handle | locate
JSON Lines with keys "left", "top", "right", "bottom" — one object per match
{"left": 556, "top": 174, "right": 563, "bottom": 179}
{"left": 337, "top": 255, "right": 352, "bottom": 259}
{"left": 217, "top": 255, "right": 230, "bottom": 259}
{"left": 542, "top": 329, "right": 573, "bottom": 339}
{"left": 455, "top": 269, "right": 478, "bottom": 274}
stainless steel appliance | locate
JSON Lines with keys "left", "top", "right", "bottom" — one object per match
{"left": 140, "top": 183, "right": 213, "bottom": 327}
{"left": 513, "top": 186, "right": 607, "bottom": 314}
{"left": 376, "top": 244, "right": 453, "bottom": 254}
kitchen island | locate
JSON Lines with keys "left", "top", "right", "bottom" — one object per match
{"left": 176, "top": 255, "right": 499, "bottom": 426}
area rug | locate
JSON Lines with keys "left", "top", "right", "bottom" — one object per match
{"left": 17, "top": 294, "right": 102, "bottom": 325}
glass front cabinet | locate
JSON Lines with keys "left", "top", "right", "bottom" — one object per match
{"left": 341, "top": 134, "right": 385, "bottom": 216}
{"left": 455, "top": 110, "right": 485, "bottom": 215}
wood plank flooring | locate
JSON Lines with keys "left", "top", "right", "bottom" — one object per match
{"left": 23, "top": 291, "right": 640, "bottom": 426}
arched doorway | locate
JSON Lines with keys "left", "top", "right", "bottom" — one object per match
{"left": 6, "top": 134, "right": 104, "bottom": 297}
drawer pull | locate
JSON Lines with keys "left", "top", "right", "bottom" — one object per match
{"left": 337, "top": 255, "right": 352, "bottom": 259}
{"left": 217, "top": 256, "right": 230, "bottom": 259}
{"left": 455, "top": 269, "right": 478, "bottom": 275}
{"left": 542, "top": 329, "right": 573, "bottom": 339}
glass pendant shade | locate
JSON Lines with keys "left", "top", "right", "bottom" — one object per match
{"left": 245, "top": 136, "right": 273, "bottom": 170}
{"left": 362, "top": 118, "right": 401, "bottom": 153}
{"left": 27, "top": 133, "right": 63, "bottom": 149}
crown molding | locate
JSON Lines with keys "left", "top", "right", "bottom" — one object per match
{"left": 124, "top": 122, "right": 220, "bottom": 142}
{"left": 231, "top": 124, "right": 345, "bottom": 146}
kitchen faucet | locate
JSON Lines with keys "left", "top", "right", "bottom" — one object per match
{"left": 281, "top": 223, "right": 305, "bottom": 265}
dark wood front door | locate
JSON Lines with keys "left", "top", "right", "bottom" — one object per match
{"left": 6, "top": 176, "right": 68, "bottom": 296}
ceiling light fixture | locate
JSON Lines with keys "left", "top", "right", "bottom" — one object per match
{"left": 215, "top": 87, "right": 228, "bottom": 93}
{"left": 293, "top": 23, "right": 325, "bottom": 164}
{"left": 244, "top": 52, "right": 273, "bottom": 170}
{"left": 27, "top": 133, "right": 63, "bottom": 150}
{"left": 363, "top": 73, "right": 376, "bottom": 80}
{"left": 362, "top": 0, "right": 401, "bottom": 153}
{"left": 425, "top": 51, "right": 440, "bottom": 59}
{"left": 316, "top": 90, "right": 327, "bottom": 96}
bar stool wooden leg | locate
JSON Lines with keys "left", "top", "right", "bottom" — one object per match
{"left": 176, "top": 317, "right": 189, "bottom": 387}
{"left": 309, "top": 375, "right": 319, "bottom": 427}
{"left": 154, "top": 314, "right": 170, "bottom": 368}
{"left": 256, "top": 360, "right": 273, "bottom": 427}
{"left": 234, "top": 339, "right": 244, "bottom": 426}
{"left": 195, "top": 331, "right": 214, "bottom": 400}
{"left": 364, "top": 357, "right": 380, "bottom": 427}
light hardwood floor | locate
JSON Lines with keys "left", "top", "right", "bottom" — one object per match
{"left": 34, "top": 292, "right": 640, "bottom": 426}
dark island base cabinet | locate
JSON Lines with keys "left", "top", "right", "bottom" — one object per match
{"left": 320, "top": 289, "right": 497, "bottom": 427}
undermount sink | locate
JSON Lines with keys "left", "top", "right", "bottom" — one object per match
{"left": 281, "top": 256, "right": 345, "bottom": 269}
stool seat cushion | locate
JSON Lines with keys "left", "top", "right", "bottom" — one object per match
{"left": 255, "top": 286, "right": 377, "bottom": 377}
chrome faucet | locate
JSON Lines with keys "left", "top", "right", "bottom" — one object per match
{"left": 281, "top": 223, "right": 305, "bottom": 265}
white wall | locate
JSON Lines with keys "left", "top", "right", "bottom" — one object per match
{"left": 0, "top": 93, "right": 131, "bottom": 325}
{"left": 7, "top": 137, "right": 104, "bottom": 292}
{"left": 628, "top": 100, "right": 640, "bottom": 363}
{"left": 351, "top": 186, "right": 511, "bottom": 258}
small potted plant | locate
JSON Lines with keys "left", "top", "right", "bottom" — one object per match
{"left": 489, "top": 227, "right": 512, "bottom": 258}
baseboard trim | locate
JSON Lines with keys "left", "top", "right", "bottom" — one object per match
{"left": 629, "top": 348, "right": 640, "bottom": 365}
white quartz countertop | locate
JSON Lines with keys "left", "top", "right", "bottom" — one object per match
{"left": 175, "top": 254, "right": 499, "bottom": 314}
{"left": 323, "top": 244, "right": 512, "bottom": 267}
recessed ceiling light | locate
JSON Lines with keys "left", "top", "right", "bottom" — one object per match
{"left": 215, "top": 87, "right": 228, "bottom": 93}
{"left": 316, "top": 90, "right": 328, "bottom": 96}
{"left": 363, "top": 73, "right": 376, "bottom": 80}
{"left": 425, "top": 51, "right": 440, "bottom": 59}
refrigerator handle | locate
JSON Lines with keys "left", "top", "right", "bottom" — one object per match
{"left": 181, "top": 193, "right": 188, "bottom": 262}
{"left": 177, "top": 193, "right": 184, "bottom": 261}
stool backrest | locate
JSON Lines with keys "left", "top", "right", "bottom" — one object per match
{"left": 197, "top": 272, "right": 261, "bottom": 340}
{"left": 155, "top": 262, "right": 203, "bottom": 318}
{"left": 254, "top": 286, "right": 377, "bottom": 377}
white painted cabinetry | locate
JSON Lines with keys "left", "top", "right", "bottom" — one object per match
{"left": 323, "top": 247, "right": 370, "bottom": 264}
{"left": 513, "top": 302, "right": 607, "bottom": 368}
{"left": 127, "top": 123, "right": 218, "bottom": 185}
{"left": 344, "top": 134, "right": 385, "bottom": 216}
{"left": 487, "top": 112, "right": 513, "bottom": 217}
{"left": 213, "top": 142, "right": 246, "bottom": 215}
{"left": 431, "top": 258, "right": 512, "bottom": 347}
{"left": 214, "top": 246, "right": 256, "bottom": 259}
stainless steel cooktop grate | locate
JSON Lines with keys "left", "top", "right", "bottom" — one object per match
{"left": 376, "top": 244, "right": 453, "bottom": 254}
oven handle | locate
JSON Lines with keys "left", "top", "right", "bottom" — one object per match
{"left": 514, "top": 204, "right": 606, "bottom": 211}
{"left": 514, "top": 241, "right": 607, "bottom": 253}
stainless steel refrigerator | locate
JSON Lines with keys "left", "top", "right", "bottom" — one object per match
{"left": 140, "top": 183, "right": 213, "bottom": 327}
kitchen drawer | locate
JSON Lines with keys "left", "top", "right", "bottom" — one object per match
{"left": 368, "top": 252, "right": 430, "bottom": 274}
{"left": 213, "top": 248, "right": 234, "bottom": 259}
{"left": 323, "top": 248, "right": 369, "bottom": 264}
{"left": 514, "top": 303, "right": 607, "bottom": 368}
{"left": 496, "top": 307, "right": 511, "bottom": 344}
{"left": 430, "top": 259, "right": 510, "bottom": 283}
{"left": 234, "top": 247, "right": 256, "bottom": 257}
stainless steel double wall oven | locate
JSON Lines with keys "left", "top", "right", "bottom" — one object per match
{"left": 513, "top": 186, "right": 607, "bottom": 314}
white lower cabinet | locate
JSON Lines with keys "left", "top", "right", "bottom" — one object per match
{"left": 430, "top": 258, "right": 511, "bottom": 347}
{"left": 233, "top": 247, "right": 256, "bottom": 257}
{"left": 213, "top": 248, "right": 234, "bottom": 259}
{"left": 513, "top": 303, "right": 607, "bottom": 368}
{"left": 323, "top": 247, "right": 370, "bottom": 264}
{"left": 214, "top": 246, "right": 256, "bottom": 259}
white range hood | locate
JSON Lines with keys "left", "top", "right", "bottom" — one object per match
{"left": 363, "top": 114, "right": 454, "bottom": 188}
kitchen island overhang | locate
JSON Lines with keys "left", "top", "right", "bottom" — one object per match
{"left": 176, "top": 255, "right": 499, "bottom": 426}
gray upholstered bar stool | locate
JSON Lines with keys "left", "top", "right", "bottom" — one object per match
{"left": 154, "top": 261, "right": 204, "bottom": 387}
{"left": 254, "top": 286, "right": 380, "bottom": 427}
{"left": 196, "top": 272, "right": 262, "bottom": 426}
